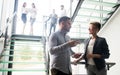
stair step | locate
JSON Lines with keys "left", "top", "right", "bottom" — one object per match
{"left": 0, "top": 68, "right": 47, "bottom": 72}
{"left": 1, "top": 54, "right": 44, "bottom": 57}
{"left": 11, "top": 34, "right": 44, "bottom": 42}
{"left": 0, "top": 61, "right": 45, "bottom": 64}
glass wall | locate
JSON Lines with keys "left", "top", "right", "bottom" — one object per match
{"left": 0, "top": 0, "right": 3, "bottom": 33}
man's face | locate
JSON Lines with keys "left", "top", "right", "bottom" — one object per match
{"left": 63, "top": 20, "right": 71, "bottom": 32}
{"left": 61, "top": 6, "right": 64, "bottom": 10}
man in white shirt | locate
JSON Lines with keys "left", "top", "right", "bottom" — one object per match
{"left": 60, "top": 5, "right": 67, "bottom": 17}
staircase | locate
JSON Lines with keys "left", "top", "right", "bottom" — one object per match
{"left": 0, "top": 34, "right": 48, "bottom": 75}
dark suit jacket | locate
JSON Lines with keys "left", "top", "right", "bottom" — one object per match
{"left": 83, "top": 36, "right": 110, "bottom": 70}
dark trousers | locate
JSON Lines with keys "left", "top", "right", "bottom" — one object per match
{"left": 87, "top": 65, "right": 107, "bottom": 75}
{"left": 49, "top": 23, "right": 56, "bottom": 36}
{"left": 51, "top": 68, "right": 72, "bottom": 75}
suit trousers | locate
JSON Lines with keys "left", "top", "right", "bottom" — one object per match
{"left": 87, "top": 65, "right": 107, "bottom": 75}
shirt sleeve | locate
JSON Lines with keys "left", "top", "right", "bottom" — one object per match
{"left": 49, "top": 33, "right": 70, "bottom": 54}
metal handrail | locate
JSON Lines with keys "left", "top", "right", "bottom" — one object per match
{"left": 71, "top": 61, "right": 116, "bottom": 70}
{"left": 0, "top": 12, "right": 16, "bottom": 60}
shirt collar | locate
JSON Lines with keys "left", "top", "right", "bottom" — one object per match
{"left": 59, "top": 30, "right": 67, "bottom": 36}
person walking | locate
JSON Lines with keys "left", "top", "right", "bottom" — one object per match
{"left": 46, "top": 9, "right": 58, "bottom": 36}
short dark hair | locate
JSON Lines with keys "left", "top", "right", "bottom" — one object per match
{"left": 61, "top": 5, "right": 64, "bottom": 7}
{"left": 90, "top": 21, "right": 101, "bottom": 30}
{"left": 59, "top": 16, "right": 70, "bottom": 24}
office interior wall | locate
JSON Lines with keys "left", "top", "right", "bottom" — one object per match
{"left": 98, "top": 6, "right": 120, "bottom": 75}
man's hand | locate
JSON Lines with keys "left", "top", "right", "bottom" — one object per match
{"left": 72, "top": 53, "right": 82, "bottom": 58}
{"left": 67, "top": 40, "right": 80, "bottom": 47}
{"left": 72, "top": 57, "right": 83, "bottom": 65}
